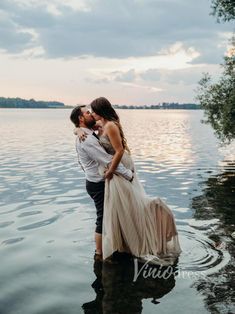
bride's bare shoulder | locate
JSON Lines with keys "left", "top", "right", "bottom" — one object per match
{"left": 104, "top": 121, "right": 120, "bottom": 137}
{"left": 105, "top": 121, "right": 118, "bottom": 129}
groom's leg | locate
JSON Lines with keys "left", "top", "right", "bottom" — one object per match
{"left": 95, "top": 232, "right": 102, "bottom": 255}
{"left": 86, "top": 180, "right": 105, "bottom": 254}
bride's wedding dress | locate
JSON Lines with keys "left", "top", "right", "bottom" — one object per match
{"left": 99, "top": 135, "right": 182, "bottom": 264}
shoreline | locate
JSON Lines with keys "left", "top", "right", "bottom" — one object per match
{"left": 0, "top": 107, "right": 203, "bottom": 110}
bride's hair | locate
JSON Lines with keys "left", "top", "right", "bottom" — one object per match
{"left": 90, "top": 97, "right": 130, "bottom": 152}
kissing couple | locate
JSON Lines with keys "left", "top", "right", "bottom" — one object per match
{"left": 70, "top": 97, "right": 182, "bottom": 265}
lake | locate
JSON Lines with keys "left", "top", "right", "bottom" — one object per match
{"left": 0, "top": 109, "right": 234, "bottom": 314}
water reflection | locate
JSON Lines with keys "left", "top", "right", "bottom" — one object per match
{"left": 192, "top": 163, "right": 235, "bottom": 227}
{"left": 82, "top": 253, "right": 177, "bottom": 314}
{"left": 121, "top": 110, "right": 196, "bottom": 166}
{"left": 190, "top": 164, "right": 235, "bottom": 313}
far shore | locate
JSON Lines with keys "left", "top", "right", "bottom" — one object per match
{"left": 0, "top": 106, "right": 202, "bottom": 110}
{"left": 0, "top": 97, "right": 201, "bottom": 110}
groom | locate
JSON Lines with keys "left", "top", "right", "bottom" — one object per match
{"left": 70, "top": 105, "right": 133, "bottom": 258}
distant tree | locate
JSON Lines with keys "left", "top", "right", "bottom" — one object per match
{"left": 211, "top": 0, "right": 235, "bottom": 22}
{"left": 196, "top": 44, "right": 235, "bottom": 143}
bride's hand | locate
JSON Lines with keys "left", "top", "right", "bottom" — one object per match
{"left": 93, "top": 121, "right": 103, "bottom": 136}
{"left": 104, "top": 169, "right": 113, "bottom": 180}
{"left": 74, "top": 127, "right": 88, "bottom": 142}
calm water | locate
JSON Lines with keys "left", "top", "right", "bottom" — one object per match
{"left": 0, "top": 109, "right": 234, "bottom": 314}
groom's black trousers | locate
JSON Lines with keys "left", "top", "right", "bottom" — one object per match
{"left": 86, "top": 180, "right": 105, "bottom": 234}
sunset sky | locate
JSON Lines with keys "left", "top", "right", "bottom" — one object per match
{"left": 0, "top": 0, "right": 232, "bottom": 106}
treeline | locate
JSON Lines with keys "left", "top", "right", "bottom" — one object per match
{"left": 0, "top": 97, "right": 65, "bottom": 108}
{"left": 114, "top": 103, "right": 201, "bottom": 110}
{"left": 0, "top": 97, "right": 201, "bottom": 110}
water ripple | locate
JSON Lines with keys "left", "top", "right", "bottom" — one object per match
{"left": 178, "top": 225, "right": 230, "bottom": 276}
{"left": 18, "top": 211, "right": 42, "bottom": 217}
{"left": 0, "top": 221, "right": 14, "bottom": 228}
{"left": 2, "top": 237, "right": 25, "bottom": 246}
{"left": 17, "top": 214, "right": 61, "bottom": 231}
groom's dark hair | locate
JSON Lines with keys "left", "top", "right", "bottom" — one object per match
{"left": 70, "top": 105, "right": 85, "bottom": 127}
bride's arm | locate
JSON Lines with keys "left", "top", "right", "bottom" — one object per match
{"left": 74, "top": 127, "right": 87, "bottom": 141}
{"left": 104, "top": 122, "right": 125, "bottom": 180}
{"left": 75, "top": 121, "right": 103, "bottom": 141}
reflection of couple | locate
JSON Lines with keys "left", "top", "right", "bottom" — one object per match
{"left": 82, "top": 253, "right": 177, "bottom": 313}
{"left": 70, "top": 97, "right": 181, "bottom": 264}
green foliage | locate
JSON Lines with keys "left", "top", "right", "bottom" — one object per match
{"left": 196, "top": 50, "right": 235, "bottom": 143}
{"left": 211, "top": 0, "right": 235, "bottom": 22}
{"left": 196, "top": 1, "right": 235, "bottom": 143}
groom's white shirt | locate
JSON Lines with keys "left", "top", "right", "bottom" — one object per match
{"left": 75, "top": 127, "right": 132, "bottom": 183}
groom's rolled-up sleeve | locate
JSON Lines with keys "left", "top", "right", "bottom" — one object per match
{"left": 82, "top": 136, "right": 132, "bottom": 181}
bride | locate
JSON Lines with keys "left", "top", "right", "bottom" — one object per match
{"left": 78, "top": 97, "right": 181, "bottom": 264}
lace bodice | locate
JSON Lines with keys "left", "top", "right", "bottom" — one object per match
{"left": 99, "top": 135, "right": 116, "bottom": 155}
{"left": 99, "top": 135, "right": 134, "bottom": 171}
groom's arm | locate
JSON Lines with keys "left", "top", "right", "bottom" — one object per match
{"left": 81, "top": 135, "right": 133, "bottom": 181}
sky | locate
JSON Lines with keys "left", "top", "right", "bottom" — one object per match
{"left": 0, "top": 0, "right": 233, "bottom": 106}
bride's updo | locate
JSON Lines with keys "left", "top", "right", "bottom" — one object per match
{"left": 90, "top": 97, "right": 130, "bottom": 152}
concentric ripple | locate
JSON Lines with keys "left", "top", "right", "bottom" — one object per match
{"left": 177, "top": 225, "right": 230, "bottom": 276}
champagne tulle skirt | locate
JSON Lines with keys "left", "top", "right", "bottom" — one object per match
{"left": 100, "top": 152, "right": 182, "bottom": 261}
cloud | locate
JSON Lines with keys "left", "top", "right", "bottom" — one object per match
{"left": 0, "top": 9, "right": 33, "bottom": 53}
{"left": 139, "top": 67, "right": 212, "bottom": 85}
{"left": 104, "top": 66, "right": 222, "bottom": 94}
{"left": 12, "top": 0, "right": 91, "bottom": 13}
{"left": 113, "top": 69, "right": 137, "bottom": 82}
{"left": 117, "top": 82, "right": 164, "bottom": 92}
{"left": 0, "top": 0, "right": 232, "bottom": 105}
{"left": 0, "top": 0, "right": 232, "bottom": 63}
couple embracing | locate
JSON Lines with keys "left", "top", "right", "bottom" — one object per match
{"left": 70, "top": 97, "right": 181, "bottom": 265}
